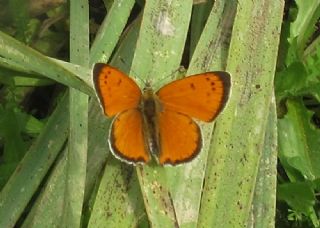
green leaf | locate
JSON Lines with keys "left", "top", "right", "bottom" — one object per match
{"left": 278, "top": 98, "right": 320, "bottom": 180}
{"left": 289, "top": 0, "right": 320, "bottom": 56}
{"left": 86, "top": 7, "right": 143, "bottom": 227}
{"left": 8, "top": 0, "right": 30, "bottom": 43}
{"left": 0, "top": 104, "right": 27, "bottom": 163}
{"left": 89, "top": 0, "right": 135, "bottom": 65}
{"left": 249, "top": 96, "right": 278, "bottom": 227}
{"left": 88, "top": 159, "right": 145, "bottom": 228}
{"left": 275, "top": 61, "right": 320, "bottom": 102}
{"left": 189, "top": 1, "right": 213, "bottom": 58}
{"left": 21, "top": 148, "right": 68, "bottom": 228}
{"left": 198, "top": 0, "right": 284, "bottom": 226}
{"left": 275, "top": 61, "right": 308, "bottom": 99}
{"left": 0, "top": 93, "right": 69, "bottom": 228}
{"left": 61, "top": 0, "right": 89, "bottom": 227}
{"left": 0, "top": 31, "right": 92, "bottom": 95}
{"left": 170, "top": 2, "right": 237, "bottom": 228}
{"left": 130, "top": 1, "right": 194, "bottom": 227}
{"left": 277, "top": 181, "right": 319, "bottom": 227}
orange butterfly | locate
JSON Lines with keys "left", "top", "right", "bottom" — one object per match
{"left": 93, "top": 63, "right": 231, "bottom": 165}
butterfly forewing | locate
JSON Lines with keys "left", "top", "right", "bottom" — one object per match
{"left": 157, "top": 72, "right": 231, "bottom": 122}
{"left": 110, "top": 109, "right": 151, "bottom": 164}
{"left": 93, "top": 63, "right": 142, "bottom": 117}
{"left": 158, "top": 110, "right": 201, "bottom": 165}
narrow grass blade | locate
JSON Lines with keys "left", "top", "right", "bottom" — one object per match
{"left": 86, "top": 24, "right": 146, "bottom": 226}
{"left": 61, "top": 0, "right": 89, "bottom": 227}
{"left": 198, "top": 0, "right": 284, "bottom": 227}
{"left": 189, "top": 1, "right": 236, "bottom": 72}
{"left": 0, "top": 92, "right": 69, "bottom": 228}
{"left": 0, "top": 31, "right": 92, "bottom": 94}
{"left": 87, "top": 17, "right": 145, "bottom": 226}
{"left": 166, "top": 2, "right": 237, "bottom": 227}
{"left": 130, "top": 0, "right": 193, "bottom": 227}
{"left": 189, "top": 1, "right": 213, "bottom": 58}
{"left": 84, "top": 99, "right": 111, "bottom": 203}
{"left": 248, "top": 95, "right": 278, "bottom": 227}
{"left": 90, "top": 0, "right": 135, "bottom": 65}
{"left": 130, "top": 0, "right": 193, "bottom": 85}
{"left": 88, "top": 159, "right": 145, "bottom": 228}
{"left": 137, "top": 165, "right": 179, "bottom": 227}
{"left": 21, "top": 148, "right": 68, "bottom": 228}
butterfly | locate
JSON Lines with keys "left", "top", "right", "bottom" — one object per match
{"left": 92, "top": 63, "right": 231, "bottom": 165}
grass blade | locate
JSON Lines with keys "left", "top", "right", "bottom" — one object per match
{"left": 61, "top": 0, "right": 89, "bottom": 227}
{"left": 21, "top": 148, "right": 68, "bottom": 228}
{"left": 0, "top": 93, "right": 69, "bottom": 228}
{"left": 248, "top": 95, "right": 278, "bottom": 227}
{"left": 87, "top": 17, "right": 144, "bottom": 226}
{"left": 0, "top": 31, "right": 91, "bottom": 94}
{"left": 130, "top": 0, "right": 193, "bottom": 226}
{"left": 198, "top": 0, "right": 284, "bottom": 226}
{"left": 166, "top": 2, "right": 237, "bottom": 227}
{"left": 90, "top": 0, "right": 135, "bottom": 65}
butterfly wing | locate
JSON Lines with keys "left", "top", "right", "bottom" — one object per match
{"left": 158, "top": 110, "right": 201, "bottom": 165}
{"left": 93, "top": 63, "right": 142, "bottom": 117}
{"left": 109, "top": 109, "right": 151, "bottom": 164}
{"left": 157, "top": 72, "right": 231, "bottom": 122}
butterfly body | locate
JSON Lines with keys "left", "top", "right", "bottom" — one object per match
{"left": 93, "top": 63, "right": 231, "bottom": 165}
{"left": 140, "top": 86, "right": 162, "bottom": 161}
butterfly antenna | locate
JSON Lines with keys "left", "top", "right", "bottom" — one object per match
{"left": 154, "top": 66, "right": 187, "bottom": 88}
{"left": 118, "top": 57, "right": 146, "bottom": 86}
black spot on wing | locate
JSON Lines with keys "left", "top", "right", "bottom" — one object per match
{"left": 206, "top": 71, "right": 231, "bottom": 121}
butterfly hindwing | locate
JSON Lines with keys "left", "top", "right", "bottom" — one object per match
{"left": 157, "top": 72, "right": 231, "bottom": 122}
{"left": 158, "top": 109, "right": 202, "bottom": 165}
{"left": 109, "top": 109, "right": 151, "bottom": 164}
{"left": 93, "top": 63, "right": 142, "bottom": 117}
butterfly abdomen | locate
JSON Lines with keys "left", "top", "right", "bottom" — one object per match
{"left": 141, "top": 88, "right": 162, "bottom": 160}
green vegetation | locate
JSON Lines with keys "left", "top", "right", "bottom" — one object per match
{"left": 0, "top": 0, "right": 318, "bottom": 227}
{"left": 276, "top": 1, "right": 320, "bottom": 227}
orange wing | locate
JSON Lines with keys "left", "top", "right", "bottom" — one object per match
{"left": 157, "top": 72, "right": 231, "bottom": 122}
{"left": 93, "top": 63, "right": 142, "bottom": 117}
{"left": 109, "top": 109, "right": 151, "bottom": 164}
{"left": 158, "top": 110, "right": 201, "bottom": 165}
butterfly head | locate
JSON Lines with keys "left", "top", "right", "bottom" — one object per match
{"left": 142, "top": 83, "right": 155, "bottom": 100}
{"left": 143, "top": 79, "right": 153, "bottom": 91}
